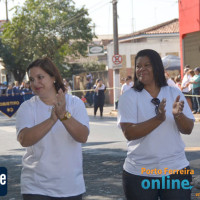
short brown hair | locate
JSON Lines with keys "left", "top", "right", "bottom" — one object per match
{"left": 27, "top": 57, "right": 66, "bottom": 93}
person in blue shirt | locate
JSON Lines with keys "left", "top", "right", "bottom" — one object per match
{"left": 21, "top": 81, "right": 34, "bottom": 101}
{"left": 6, "top": 83, "right": 13, "bottom": 96}
{"left": 13, "top": 81, "right": 21, "bottom": 96}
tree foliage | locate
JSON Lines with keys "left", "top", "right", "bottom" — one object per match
{"left": 0, "top": 38, "right": 28, "bottom": 82}
{"left": 0, "top": 0, "right": 93, "bottom": 82}
{"left": 63, "top": 62, "right": 106, "bottom": 79}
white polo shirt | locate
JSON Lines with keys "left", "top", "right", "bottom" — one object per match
{"left": 16, "top": 94, "right": 89, "bottom": 197}
{"left": 118, "top": 86, "right": 194, "bottom": 177}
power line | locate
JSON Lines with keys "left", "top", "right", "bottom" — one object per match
{"left": 57, "top": 1, "right": 111, "bottom": 29}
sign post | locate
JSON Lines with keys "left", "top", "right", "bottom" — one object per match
{"left": 112, "top": 0, "right": 120, "bottom": 110}
{"left": 112, "top": 54, "right": 122, "bottom": 65}
{"left": 112, "top": 54, "right": 122, "bottom": 110}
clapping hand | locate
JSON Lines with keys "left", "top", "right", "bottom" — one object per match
{"left": 54, "top": 88, "right": 66, "bottom": 119}
{"left": 172, "top": 95, "right": 184, "bottom": 117}
{"left": 50, "top": 106, "right": 58, "bottom": 123}
{"left": 156, "top": 98, "right": 166, "bottom": 121}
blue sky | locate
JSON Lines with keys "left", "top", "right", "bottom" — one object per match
{"left": 0, "top": 0, "right": 179, "bottom": 35}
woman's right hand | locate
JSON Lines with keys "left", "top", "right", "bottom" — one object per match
{"left": 156, "top": 98, "right": 166, "bottom": 122}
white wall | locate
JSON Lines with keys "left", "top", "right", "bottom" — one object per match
{"left": 107, "top": 35, "right": 180, "bottom": 69}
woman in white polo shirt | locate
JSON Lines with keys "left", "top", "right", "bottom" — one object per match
{"left": 16, "top": 57, "right": 89, "bottom": 200}
{"left": 118, "top": 49, "right": 194, "bottom": 200}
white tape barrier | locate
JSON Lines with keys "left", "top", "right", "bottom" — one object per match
{"left": 71, "top": 88, "right": 200, "bottom": 97}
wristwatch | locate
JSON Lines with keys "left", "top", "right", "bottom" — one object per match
{"left": 60, "top": 111, "right": 72, "bottom": 121}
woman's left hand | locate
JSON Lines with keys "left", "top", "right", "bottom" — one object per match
{"left": 172, "top": 95, "right": 184, "bottom": 116}
{"left": 54, "top": 88, "right": 67, "bottom": 119}
{"left": 50, "top": 106, "right": 58, "bottom": 123}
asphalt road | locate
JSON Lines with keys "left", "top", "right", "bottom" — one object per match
{"left": 0, "top": 112, "right": 200, "bottom": 200}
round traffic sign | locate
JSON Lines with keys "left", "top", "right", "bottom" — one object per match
{"left": 112, "top": 54, "right": 122, "bottom": 65}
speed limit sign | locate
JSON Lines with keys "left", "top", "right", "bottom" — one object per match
{"left": 112, "top": 54, "right": 122, "bottom": 65}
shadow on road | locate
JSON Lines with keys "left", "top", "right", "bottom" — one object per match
{"left": 89, "top": 116, "right": 117, "bottom": 122}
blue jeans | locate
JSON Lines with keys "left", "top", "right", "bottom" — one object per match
{"left": 192, "top": 87, "right": 200, "bottom": 112}
{"left": 122, "top": 167, "right": 192, "bottom": 200}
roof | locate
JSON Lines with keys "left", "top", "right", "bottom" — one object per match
{"left": 0, "top": 20, "right": 7, "bottom": 32}
{"left": 91, "top": 19, "right": 179, "bottom": 45}
{"left": 119, "top": 18, "right": 179, "bottom": 41}
{"left": 92, "top": 34, "right": 122, "bottom": 47}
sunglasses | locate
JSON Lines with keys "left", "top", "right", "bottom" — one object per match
{"left": 151, "top": 98, "right": 160, "bottom": 114}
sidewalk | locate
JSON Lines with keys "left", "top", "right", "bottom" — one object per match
{"left": 86, "top": 105, "right": 117, "bottom": 117}
{"left": 86, "top": 105, "right": 200, "bottom": 122}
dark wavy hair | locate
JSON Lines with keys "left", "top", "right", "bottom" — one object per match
{"left": 27, "top": 57, "right": 66, "bottom": 93}
{"left": 133, "top": 49, "right": 167, "bottom": 91}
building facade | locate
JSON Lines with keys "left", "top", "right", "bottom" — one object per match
{"left": 107, "top": 19, "right": 180, "bottom": 103}
{"left": 179, "top": 0, "right": 200, "bottom": 77}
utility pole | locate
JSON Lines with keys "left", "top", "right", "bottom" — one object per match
{"left": 112, "top": 0, "right": 120, "bottom": 109}
{"left": 0, "top": 0, "right": 9, "bottom": 21}
{"left": 5, "top": 0, "right": 8, "bottom": 21}
{"left": 2, "top": 0, "right": 9, "bottom": 21}
{"left": 113, "top": 0, "right": 119, "bottom": 55}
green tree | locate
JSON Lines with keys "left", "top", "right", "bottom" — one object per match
{"left": 62, "top": 62, "right": 106, "bottom": 79}
{"left": 83, "top": 62, "right": 106, "bottom": 72}
{"left": 0, "top": 39, "right": 28, "bottom": 82}
{"left": 1, "top": 0, "right": 93, "bottom": 82}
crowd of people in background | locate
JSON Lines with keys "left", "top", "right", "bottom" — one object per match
{"left": 0, "top": 80, "right": 34, "bottom": 101}
{"left": 1, "top": 64, "right": 200, "bottom": 114}
{"left": 0, "top": 78, "right": 73, "bottom": 102}
{"left": 175, "top": 65, "right": 200, "bottom": 114}
{"left": 159, "top": 65, "right": 200, "bottom": 111}
{"left": 118, "top": 65, "right": 200, "bottom": 114}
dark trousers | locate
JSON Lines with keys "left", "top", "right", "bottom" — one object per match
{"left": 85, "top": 92, "right": 93, "bottom": 106}
{"left": 94, "top": 104, "right": 103, "bottom": 117}
{"left": 23, "top": 194, "right": 82, "bottom": 200}
{"left": 192, "top": 87, "right": 200, "bottom": 112}
{"left": 93, "top": 93, "right": 105, "bottom": 117}
{"left": 122, "top": 167, "right": 192, "bottom": 200}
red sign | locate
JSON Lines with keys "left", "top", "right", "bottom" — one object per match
{"left": 112, "top": 54, "right": 122, "bottom": 65}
